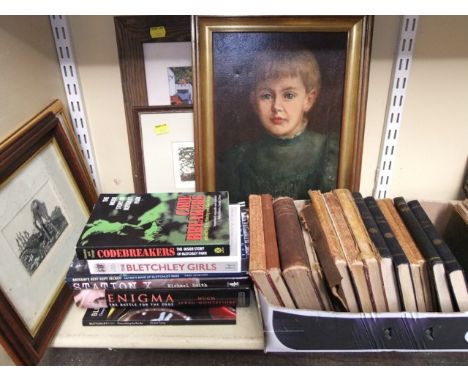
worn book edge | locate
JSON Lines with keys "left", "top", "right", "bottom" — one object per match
{"left": 397, "top": 263, "right": 418, "bottom": 312}
{"left": 380, "top": 257, "right": 401, "bottom": 312}
{"left": 267, "top": 268, "right": 296, "bottom": 309}
{"left": 449, "top": 271, "right": 468, "bottom": 311}
{"left": 305, "top": 191, "right": 358, "bottom": 312}
{"left": 282, "top": 266, "right": 323, "bottom": 310}
{"left": 334, "top": 189, "right": 388, "bottom": 312}
{"left": 322, "top": 192, "right": 372, "bottom": 312}
{"left": 394, "top": 197, "right": 449, "bottom": 312}
{"left": 301, "top": 226, "right": 333, "bottom": 311}
{"left": 377, "top": 199, "right": 433, "bottom": 312}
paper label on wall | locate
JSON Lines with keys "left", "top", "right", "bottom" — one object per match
{"left": 150, "top": 26, "right": 166, "bottom": 39}
{"left": 154, "top": 123, "right": 169, "bottom": 135}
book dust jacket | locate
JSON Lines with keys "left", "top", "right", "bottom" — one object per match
{"left": 76, "top": 192, "right": 230, "bottom": 259}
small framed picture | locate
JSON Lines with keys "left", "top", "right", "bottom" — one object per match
{"left": 132, "top": 105, "right": 195, "bottom": 192}
{"left": 143, "top": 42, "right": 192, "bottom": 106}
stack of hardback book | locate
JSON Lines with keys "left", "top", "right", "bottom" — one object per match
{"left": 249, "top": 190, "right": 468, "bottom": 313}
{"left": 66, "top": 191, "right": 250, "bottom": 326}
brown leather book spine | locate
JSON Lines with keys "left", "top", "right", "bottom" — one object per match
{"left": 248, "top": 194, "right": 266, "bottom": 271}
{"left": 261, "top": 194, "right": 289, "bottom": 307}
{"left": 261, "top": 194, "right": 281, "bottom": 270}
{"left": 300, "top": 204, "right": 343, "bottom": 287}
{"left": 248, "top": 194, "right": 284, "bottom": 307}
{"left": 273, "top": 197, "right": 310, "bottom": 270}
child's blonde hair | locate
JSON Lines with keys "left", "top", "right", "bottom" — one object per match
{"left": 250, "top": 49, "right": 321, "bottom": 93}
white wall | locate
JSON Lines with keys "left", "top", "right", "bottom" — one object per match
{"left": 361, "top": 16, "right": 468, "bottom": 201}
{"left": 360, "top": 16, "right": 400, "bottom": 196}
{"left": 68, "top": 16, "right": 133, "bottom": 193}
{"left": 389, "top": 16, "right": 468, "bottom": 201}
{"left": 0, "top": 16, "right": 67, "bottom": 141}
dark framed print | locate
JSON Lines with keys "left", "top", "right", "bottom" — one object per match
{"left": 195, "top": 16, "right": 373, "bottom": 203}
{"left": 0, "top": 101, "right": 97, "bottom": 364}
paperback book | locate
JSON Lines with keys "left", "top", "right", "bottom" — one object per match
{"left": 86, "top": 203, "right": 241, "bottom": 275}
{"left": 73, "top": 286, "right": 250, "bottom": 309}
{"left": 75, "top": 192, "right": 230, "bottom": 260}
{"left": 82, "top": 306, "right": 236, "bottom": 326}
{"left": 103, "top": 287, "right": 250, "bottom": 308}
{"left": 68, "top": 265, "right": 250, "bottom": 291}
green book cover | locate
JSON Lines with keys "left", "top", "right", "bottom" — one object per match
{"left": 76, "top": 192, "right": 230, "bottom": 259}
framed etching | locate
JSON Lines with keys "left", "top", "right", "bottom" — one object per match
{"left": 0, "top": 102, "right": 96, "bottom": 365}
{"left": 195, "top": 16, "right": 373, "bottom": 203}
{"left": 132, "top": 105, "right": 195, "bottom": 192}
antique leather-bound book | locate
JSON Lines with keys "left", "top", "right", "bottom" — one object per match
{"left": 304, "top": 190, "right": 359, "bottom": 312}
{"left": 333, "top": 189, "right": 388, "bottom": 312}
{"left": 363, "top": 196, "right": 418, "bottom": 312}
{"left": 377, "top": 198, "right": 432, "bottom": 312}
{"left": 322, "top": 192, "right": 373, "bottom": 312}
{"left": 295, "top": 200, "right": 333, "bottom": 311}
{"left": 272, "top": 196, "right": 324, "bottom": 310}
{"left": 248, "top": 194, "right": 287, "bottom": 307}
{"left": 408, "top": 199, "right": 468, "bottom": 311}
{"left": 394, "top": 197, "right": 454, "bottom": 312}
{"left": 352, "top": 192, "right": 402, "bottom": 312}
{"left": 261, "top": 194, "right": 296, "bottom": 308}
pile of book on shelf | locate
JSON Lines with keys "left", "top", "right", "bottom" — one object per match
{"left": 66, "top": 191, "right": 251, "bottom": 326}
{"left": 249, "top": 189, "right": 468, "bottom": 313}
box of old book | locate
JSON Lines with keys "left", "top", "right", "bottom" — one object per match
{"left": 254, "top": 200, "right": 468, "bottom": 352}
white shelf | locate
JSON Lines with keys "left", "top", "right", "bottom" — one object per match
{"left": 50, "top": 293, "right": 265, "bottom": 350}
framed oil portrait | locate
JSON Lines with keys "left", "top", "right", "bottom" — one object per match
{"left": 195, "top": 16, "right": 373, "bottom": 203}
{"left": 131, "top": 105, "right": 195, "bottom": 193}
{"left": 0, "top": 101, "right": 96, "bottom": 364}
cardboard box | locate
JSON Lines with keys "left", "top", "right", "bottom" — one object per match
{"left": 256, "top": 201, "right": 468, "bottom": 352}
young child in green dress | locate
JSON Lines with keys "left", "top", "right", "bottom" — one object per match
{"left": 217, "top": 49, "right": 339, "bottom": 203}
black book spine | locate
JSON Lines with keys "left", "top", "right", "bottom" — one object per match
{"left": 69, "top": 276, "right": 251, "bottom": 291}
{"left": 239, "top": 201, "right": 250, "bottom": 272}
{"left": 393, "top": 197, "right": 443, "bottom": 267}
{"left": 408, "top": 200, "right": 462, "bottom": 274}
{"left": 352, "top": 192, "right": 391, "bottom": 259}
{"left": 364, "top": 196, "right": 409, "bottom": 267}
{"left": 105, "top": 287, "right": 250, "bottom": 308}
{"left": 82, "top": 306, "right": 237, "bottom": 326}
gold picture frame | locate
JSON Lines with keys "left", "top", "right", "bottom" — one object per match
{"left": 195, "top": 16, "right": 373, "bottom": 201}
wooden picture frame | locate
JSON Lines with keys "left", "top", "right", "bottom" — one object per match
{"left": 195, "top": 16, "right": 373, "bottom": 202}
{"left": 114, "top": 16, "right": 192, "bottom": 191}
{"left": 0, "top": 101, "right": 97, "bottom": 365}
{"left": 131, "top": 105, "right": 195, "bottom": 192}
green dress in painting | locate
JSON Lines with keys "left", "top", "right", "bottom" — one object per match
{"left": 217, "top": 129, "right": 339, "bottom": 203}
